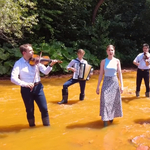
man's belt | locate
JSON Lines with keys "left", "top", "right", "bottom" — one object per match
{"left": 138, "top": 68, "right": 149, "bottom": 71}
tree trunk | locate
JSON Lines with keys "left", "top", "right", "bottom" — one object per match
{"left": 92, "top": 0, "right": 105, "bottom": 24}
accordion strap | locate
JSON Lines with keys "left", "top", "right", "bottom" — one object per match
{"left": 74, "top": 58, "right": 80, "bottom": 63}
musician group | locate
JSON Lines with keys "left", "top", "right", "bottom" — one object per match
{"left": 10, "top": 43, "right": 150, "bottom": 127}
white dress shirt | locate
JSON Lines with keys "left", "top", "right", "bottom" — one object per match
{"left": 11, "top": 57, "right": 52, "bottom": 87}
{"left": 134, "top": 53, "right": 150, "bottom": 69}
{"left": 67, "top": 58, "right": 87, "bottom": 69}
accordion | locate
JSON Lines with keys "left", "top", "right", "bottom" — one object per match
{"left": 73, "top": 63, "right": 92, "bottom": 80}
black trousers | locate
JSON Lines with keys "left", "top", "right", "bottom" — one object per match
{"left": 21, "top": 83, "right": 49, "bottom": 121}
{"left": 63, "top": 78, "right": 86, "bottom": 95}
{"left": 136, "top": 68, "right": 149, "bottom": 92}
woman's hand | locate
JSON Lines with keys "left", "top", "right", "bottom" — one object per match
{"left": 120, "top": 88, "right": 123, "bottom": 94}
{"left": 96, "top": 87, "right": 100, "bottom": 95}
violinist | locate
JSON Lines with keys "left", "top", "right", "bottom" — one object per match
{"left": 133, "top": 43, "right": 150, "bottom": 97}
{"left": 11, "top": 43, "right": 57, "bottom": 127}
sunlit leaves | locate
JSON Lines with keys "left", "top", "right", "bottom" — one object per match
{"left": 0, "top": 0, "right": 38, "bottom": 44}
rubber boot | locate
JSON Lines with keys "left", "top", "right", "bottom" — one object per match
{"left": 145, "top": 92, "right": 150, "bottom": 97}
{"left": 58, "top": 89, "right": 68, "bottom": 104}
{"left": 109, "top": 120, "right": 113, "bottom": 123}
{"left": 28, "top": 118, "right": 35, "bottom": 127}
{"left": 136, "top": 91, "right": 140, "bottom": 97}
{"left": 79, "top": 94, "right": 85, "bottom": 101}
{"left": 42, "top": 116, "right": 50, "bottom": 126}
{"left": 103, "top": 121, "right": 108, "bottom": 127}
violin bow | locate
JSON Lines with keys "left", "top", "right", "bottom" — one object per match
{"left": 30, "top": 52, "right": 42, "bottom": 92}
{"left": 33, "top": 51, "right": 42, "bottom": 83}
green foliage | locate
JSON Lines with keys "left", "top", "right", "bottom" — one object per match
{"left": 32, "top": 41, "right": 98, "bottom": 74}
{"left": 0, "top": 41, "right": 98, "bottom": 76}
{"left": 98, "top": 0, "right": 148, "bottom": 66}
{"left": 30, "top": 0, "right": 64, "bottom": 42}
{"left": 52, "top": 0, "right": 94, "bottom": 44}
{"left": 0, "top": 46, "right": 21, "bottom": 76}
{"left": 133, "top": 0, "right": 150, "bottom": 43}
{"left": 0, "top": 0, "right": 38, "bottom": 45}
{"left": 33, "top": 41, "right": 73, "bottom": 73}
{"left": 75, "top": 14, "right": 112, "bottom": 61}
{"left": 2, "top": 0, "right": 150, "bottom": 77}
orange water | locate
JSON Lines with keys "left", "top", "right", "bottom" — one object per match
{"left": 0, "top": 71, "right": 150, "bottom": 150}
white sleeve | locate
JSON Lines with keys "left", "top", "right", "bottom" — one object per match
{"left": 67, "top": 60, "right": 75, "bottom": 69}
{"left": 39, "top": 63, "right": 52, "bottom": 75}
{"left": 11, "top": 62, "right": 28, "bottom": 87}
{"left": 133, "top": 54, "right": 142, "bottom": 63}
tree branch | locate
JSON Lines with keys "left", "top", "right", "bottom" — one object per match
{"left": 92, "top": 0, "right": 105, "bottom": 24}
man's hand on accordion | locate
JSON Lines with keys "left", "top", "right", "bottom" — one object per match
{"left": 68, "top": 67, "right": 76, "bottom": 72}
{"left": 89, "top": 68, "right": 94, "bottom": 76}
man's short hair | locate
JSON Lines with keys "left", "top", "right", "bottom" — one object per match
{"left": 77, "top": 49, "right": 85, "bottom": 55}
{"left": 143, "top": 43, "right": 149, "bottom": 48}
{"left": 19, "top": 44, "right": 32, "bottom": 54}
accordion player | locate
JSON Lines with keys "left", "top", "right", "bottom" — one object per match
{"left": 73, "top": 62, "right": 92, "bottom": 80}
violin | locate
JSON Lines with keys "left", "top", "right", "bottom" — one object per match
{"left": 29, "top": 54, "right": 62, "bottom": 66}
{"left": 143, "top": 52, "right": 150, "bottom": 66}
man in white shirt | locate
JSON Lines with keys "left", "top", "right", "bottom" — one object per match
{"left": 11, "top": 44, "right": 57, "bottom": 127}
{"left": 58, "top": 49, "right": 91, "bottom": 104}
{"left": 133, "top": 43, "right": 150, "bottom": 97}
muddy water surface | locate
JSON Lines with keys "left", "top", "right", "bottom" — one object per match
{"left": 0, "top": 71, "right": 150, "bottom": 150}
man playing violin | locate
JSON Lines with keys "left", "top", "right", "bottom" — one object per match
{"left": 11, "top": 44, "right": 57, "bottom": 127}
{"left": 133, "top": 43, "right": 150, "bottom": 97}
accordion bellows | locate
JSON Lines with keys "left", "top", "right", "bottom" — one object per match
{"left": 73, "top": 63, "right": 92, "bottom": 80}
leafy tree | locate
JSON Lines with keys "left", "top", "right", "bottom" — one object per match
{"left": 0, "top": 46, "right": 21, "bottom": 76}
{"left": 0, "top": 0, "right": 38, "bottom": 45}
{"left": 32, "top": 41, "right": 98, "bottom": 74}
{"left": 133, "top": 0, "right": 150, "bottom": 44}
{"left": 28, "top": 0, "right": 64, "bottom": 43}
{"left": 76, "top": 14, "right": 112, "bottom": 64}
{"left": 99, "top": 0, "right": 147, "bottom": 66}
